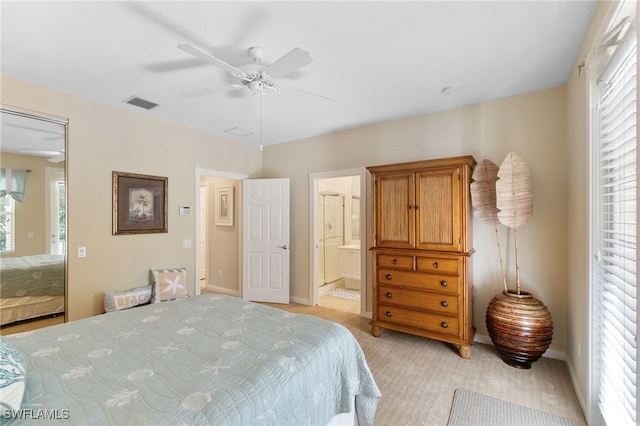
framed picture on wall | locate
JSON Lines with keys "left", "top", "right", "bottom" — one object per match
{"left": 112, "top": 171, "right": 168, "bottom": 235}
{"left": 215, "top": 185, "right": 234, "bottom": 227}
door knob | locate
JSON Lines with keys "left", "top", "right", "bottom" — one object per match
{"left": 277, "top": 245, "right": 289, "bottom": 250}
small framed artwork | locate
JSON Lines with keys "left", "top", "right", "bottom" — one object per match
{"left": 215, "top": 185, "right": 234, "bottom": 226}
{"left": 113, "top": 171, "right": 168, "bottom": 235}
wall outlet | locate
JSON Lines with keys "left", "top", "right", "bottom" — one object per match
{"left": 78, "top": 247, "right": 87, "bottom": 258}
{"left": 183, "top": 239, "right": 192, "bottom": 248}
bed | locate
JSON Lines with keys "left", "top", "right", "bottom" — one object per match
{"left": 0, "top": 254, "right": 65, "bottom": 326}
{"left": 1, "top": 294, "right": 381, "bottom": 425}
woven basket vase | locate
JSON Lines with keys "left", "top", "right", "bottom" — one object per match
{"left": 485, "top": 290, "right": 553, "bottom": 369}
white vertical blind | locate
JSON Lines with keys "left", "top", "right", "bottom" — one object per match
{"left": 55, "top": 177, "right": 66, "bottom": 256}
{"left": 0, "top": 195, "right": 15, "bottom": 252}
{"left": 594, "top": 25, "right": 637, "bottom": 425}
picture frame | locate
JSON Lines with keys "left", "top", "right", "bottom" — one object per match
{"left": 112, "top": 171, "right": 168, "bottom": 235}
{"left": 215, "top": 185, "right": 234, "bottom": 226}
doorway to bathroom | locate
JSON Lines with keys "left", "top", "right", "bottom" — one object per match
{"left": 309, "top": 168, "right": 366, "bottom": 315}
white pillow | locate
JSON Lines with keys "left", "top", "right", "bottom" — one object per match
{"left": 104, "top": 285, "right": 153, "bottom": 312}
{"left": 0, "top": 336, "right": 27, "bottom": 413}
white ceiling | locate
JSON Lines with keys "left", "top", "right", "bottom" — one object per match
{"left": 1, "top": 1, "right": 598, "bottom": 149}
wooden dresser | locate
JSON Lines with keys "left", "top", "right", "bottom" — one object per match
{"left": 368, "top": 155, "right": 476, "bottom": 359}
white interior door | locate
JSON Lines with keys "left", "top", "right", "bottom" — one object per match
{"left": 242, "top": 178, "right": 290, "bottom": 303}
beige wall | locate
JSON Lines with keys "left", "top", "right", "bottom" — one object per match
{"left": 1, "top": 153, "right": 63, "bottom": 256}
{"left": 262, "top": 86, "right": 569, "bottom": 358}
{"left": 1, "top": 76, "right": 262, "bottom": 321}
{"left": 203, "top": 176, "right": 241, "bottom": 294}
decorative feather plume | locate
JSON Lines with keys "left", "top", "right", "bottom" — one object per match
{"left": 496, "top": 152, "right": 533, "bottom": 293}
{"left": 496, "top": 152, "right": 533, "bottom": 229}
{"left": 471, "top": 160, "right": 499, "bottom": 225}
{"left": 470, "top": 160, "right": 507, "bottom": 292}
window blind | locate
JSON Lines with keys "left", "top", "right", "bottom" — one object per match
{"left": 55, "top": 177, "right": 66, "bottom": 255}
{"left": 594, "top": 26, "right": 637, "bottom": 425}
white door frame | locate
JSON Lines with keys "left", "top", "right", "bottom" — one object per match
{"left": 309, "top": 167, "right": 367, "bottom": 314}
{"left": 242, "top": 178, "right": 291, "bottom": 303}
{"left": 194, "top": 167, "right": 248, "bottom": 296}
{"left": 45, "top": 167, "right": 65, "bottom": 255}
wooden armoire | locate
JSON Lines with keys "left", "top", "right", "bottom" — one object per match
{"left": 368, "top": 155, "right": 476, "bottom": 359}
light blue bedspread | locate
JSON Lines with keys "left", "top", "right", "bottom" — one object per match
{"left": 1, "top": 254, "right": 65, "bottom": 298}
{"left": 4, "top": 294, "right": 381, "bottom": 425}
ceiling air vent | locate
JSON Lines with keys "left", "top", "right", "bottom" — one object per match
{"left": 123, "top": 96, "right": 158, "bottom": 110}
{"left": 225, "top": 127, "right": 254, "bottom": 137}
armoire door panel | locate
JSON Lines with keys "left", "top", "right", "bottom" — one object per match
{"left": 376, "top": 172, "right": 414, "bottom": 248}
{"left": 416, "top": 167, "right": 461, "bottom": 251}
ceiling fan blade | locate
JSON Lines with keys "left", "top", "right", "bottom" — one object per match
{"left": 178, "top": 44, "right": 248, "bottom": 80}
{"left": 263, "top": 48, "right": 313, "bottom": 80}
{"left": 47, "top": 154, "right": 65, "bottom": 163}
{"left": 182, "top": 84, "right": 244, "bottom": 98}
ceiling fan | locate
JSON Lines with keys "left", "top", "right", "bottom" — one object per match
{"left": 19, "top": 149, "right": 65, "bottom": 163}
{"left": 177, "top": 44, "right": 331, "bottom": 101}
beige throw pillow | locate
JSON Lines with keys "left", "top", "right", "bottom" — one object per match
{"left": 151, "top": 268, "right": 188, "bottom": 303}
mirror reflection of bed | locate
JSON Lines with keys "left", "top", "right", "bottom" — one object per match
{"left": 0, "top": 108, "right": 67, "bottom": 334}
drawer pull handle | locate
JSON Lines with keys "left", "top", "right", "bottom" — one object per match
{"left": 440, "top": 280, "right": 448, "bottom": 287}
{"left": 441, "top": 321, "right": 448, "bottom": 329}
{"left": 433, "top": 261, "right": 439, "bottom": 268}
{"left": 386, "top": 292, "right": 393, "bottom": 299}
{"left": 440, "top": 300, "right": 448, "bottom": 308}
{"left": 385, "top": 274, "right": 392, "bottom": 280}
{"left": 392, "top": 258, "right": 398, "bottom": 265}
{"left": 385, "top": 311, "right": 392, "bottom": 318}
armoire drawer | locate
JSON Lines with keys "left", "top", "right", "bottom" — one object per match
{"left": 416, "top": 257, "right": 459, "bottom": 275}
{"left": 378, "top": 285, "right": 459, "bottom": 313}
{"left": 378, "top": 269, "right": 459, "bottom": 294}
{"left": 377, "top": 254, "right": 413, "bottom": 270}
{"left": 376, "top": 305, "right": 460, "bottom": 337}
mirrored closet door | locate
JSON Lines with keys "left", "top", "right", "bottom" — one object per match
{"left": 0, "top": 107, "right": 67, "bottom": 329}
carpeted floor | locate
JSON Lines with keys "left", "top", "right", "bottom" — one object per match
{"left": 263, "top": 302, "right": 586, "bottom": 426}
{"left": 447, "top": 389, "right": 584, "bottom": 426}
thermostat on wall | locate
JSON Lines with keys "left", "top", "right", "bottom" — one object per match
{"left": 179, "top": 206, "right": 191, "bottom": 216}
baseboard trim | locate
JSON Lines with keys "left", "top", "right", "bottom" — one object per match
{"left": 204, "top": 285, "right": 239, "bottom": 297}
{"left": 566, "top": 358, "right": 588, "bottom": 421}
{"left": 290, "top": 295, "right": 311, "bottom": 305}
